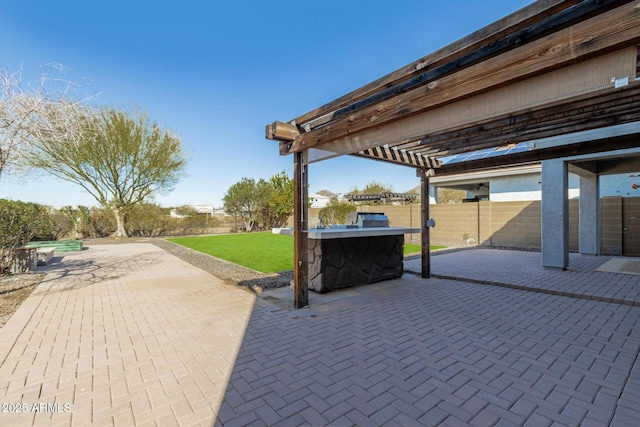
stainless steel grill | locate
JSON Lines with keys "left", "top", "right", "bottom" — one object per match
{"left": 345, "top": 212, "right": 390, "bottom": 228}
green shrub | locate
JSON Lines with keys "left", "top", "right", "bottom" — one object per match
{"left": 49, "top": 212, "right": 74, "bottom": 239}
{"left": 318, "top": 200, "right": 356, "bottom": 225}
{"left": 0, "top": 199, "right": 54, "bottom": 275}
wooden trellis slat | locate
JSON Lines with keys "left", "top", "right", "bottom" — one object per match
{"left": 357, "top": 147, "right": 437, "bottom": 169}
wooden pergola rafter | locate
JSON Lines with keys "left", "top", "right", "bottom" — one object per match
{"left": 266, "top": 0, "right": 640, "bottom": 308}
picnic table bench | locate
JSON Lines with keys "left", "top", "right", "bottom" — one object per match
{"left": 36, "top": 247, "right": 55, "bottom": 266}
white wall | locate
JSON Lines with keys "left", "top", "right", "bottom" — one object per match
{"left": 489, "top": 172, "right": 580, "bottom": 201}
{"left": 429, "top": 170, "right": 640, "bottom": 203}
{"left": 466, "top": 187, "right": 490, "bottom": 200}
{"left": 309, "top": 194, "right": 332, "bottom": 208}
{"left": 600, "top": 173, "right": 640, "bottom": 197}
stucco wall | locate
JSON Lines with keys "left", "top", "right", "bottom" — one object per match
{"left": 432, "top": 172, "right": 640, "bottom": 203}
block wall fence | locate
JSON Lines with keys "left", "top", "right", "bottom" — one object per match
{"left": 302, "top": 197, "right": 640, "bottom": 255}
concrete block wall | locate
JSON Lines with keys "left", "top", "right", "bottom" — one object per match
{"left": 601, "top": 197, "right": 623, "bottom": 255}
{"left": 430, "top": 200, "right": 577, "bottom": 251}
{"left": 300, "top": 198, "right": 634, "bottom": 254}
{"left": 429, "top": 203, "right": 479, "bottom": 246}
{"left": 478, "top": 201, "right": 492, "bottom": 246}
{"left": 487, "top": 201, "right": 541, "bottom": 249}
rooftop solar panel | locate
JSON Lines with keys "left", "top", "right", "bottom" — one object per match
{"left": 440, "top": 142, "right": 531, "bottom": 165}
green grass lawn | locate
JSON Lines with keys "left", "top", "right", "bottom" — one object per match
{"left": 169, "top": 232, "right": 445, "bottom": 273}
{"left": 404, "top": 243, "right": 446, "bottom": 254}
{"left": 168, "top": 232, "right": 294, "bottom": 274}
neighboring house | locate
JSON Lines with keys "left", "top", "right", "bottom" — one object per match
{"left": 170, "top": 202, "right": 217, "bottom": 218}
{"left": 429, "top": 164, "right": 640, "bottom": 203}
{"left": 213, "top": 207, "right": 227, "bottom": 217}
{"left": 309, "top": 192, "right": 334, "bottom": 208}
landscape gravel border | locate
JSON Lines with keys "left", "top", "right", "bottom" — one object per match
{"left": 151, "top": 239, "right": 293, "bottom": 290}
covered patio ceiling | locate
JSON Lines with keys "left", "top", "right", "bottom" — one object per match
{"left": 266, "top": 0, "right": 640, "bottom": 176}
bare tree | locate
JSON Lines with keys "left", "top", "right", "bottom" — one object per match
{"left": 24, "top": 107, "right": 187, "bottom": 237}
{"left": 0, "top": 64, "right": 94, "bottom": 179}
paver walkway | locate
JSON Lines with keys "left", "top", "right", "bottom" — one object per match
{"left": 1, "top": 244, "right": 639, "bottom": 426}
{"left": 0, "top": 244, "right": 257, "bottom": 426}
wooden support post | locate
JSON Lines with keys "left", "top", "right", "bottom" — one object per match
{"left": 293, "top": 151, "right": 309, "bottom": 308}
{"left": 421, "top": 170, "right": 431, "bottom": 278}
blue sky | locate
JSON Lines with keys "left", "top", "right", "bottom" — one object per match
{"left": 0, "top": 0, "right": 532, "bottom": 208}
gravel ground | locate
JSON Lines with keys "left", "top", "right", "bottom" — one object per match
{"left": 0, "top": 274, "right": 44, "bottom": 328}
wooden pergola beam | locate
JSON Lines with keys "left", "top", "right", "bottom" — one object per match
{"left": 295, "top": 0, "right": 623, "bottom": 135}
{"left": 285, "top": 1, "right": 640, "bottom": 154}
{"left": 266, "top": 121, "right": 299, "bottom": 142}
{"left": 330, "top": 82, "right": 640, "bottom": 170}
{"left": 414, "top": 82, "right": 640, "bottom": 157}
{"left": 290, "top": 0, "right": 584, "bottom": 127}
{"left": 420, "top": 170, "right": 431, "bottom": 278}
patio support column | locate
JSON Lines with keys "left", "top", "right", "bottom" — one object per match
{"left": 579, "top": 172, "right": 600, "bottom": 255}
{"left": 293, "top": 150, "right": 309, "bottom": 308}
{"left": 542, "top": 159, "right": 569, "bottom": 269}
{"left": 421, "top": 170, "right": 431, "bottom": 278}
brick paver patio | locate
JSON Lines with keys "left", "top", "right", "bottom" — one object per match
{"left": 405, "top": 248, "right": 640, "bottom": 306}
{"left": 1, "top": 244, "right": 639, "bottom": 426}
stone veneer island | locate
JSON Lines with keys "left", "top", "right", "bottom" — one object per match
{"left": 306, "top": 226, "right": 421, "bottom": 293}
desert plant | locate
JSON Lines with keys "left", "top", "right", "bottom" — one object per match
{"left": 58, "top": 205, "right": 90, "bottom": 239}
{"left": 125, "top": 202, "right": 172, "bottom": 237}
{"left": 24, "top": 108, "right": 187, "bottom": 237}
{"left": 85, "top": 208, "right": 116, "bottom": 238}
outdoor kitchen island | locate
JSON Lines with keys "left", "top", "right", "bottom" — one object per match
{"left": 307, "top": 213, "right": 420, "bottom": 293}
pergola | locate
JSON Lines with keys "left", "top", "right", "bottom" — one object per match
{"left": 266, "top": 0, "right": 640, "bottom": 308}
